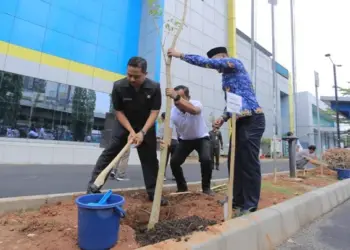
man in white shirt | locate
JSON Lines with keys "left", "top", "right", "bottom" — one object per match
{"left": 296, "top": 145, "right": 317, "bottom": 170}
{"left": 165, "top": 85, "right": 214, "bottom": 196}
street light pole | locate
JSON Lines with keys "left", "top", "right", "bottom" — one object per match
{"left": 250, "top": 0, "right": 257, "bottom": 91}
{"left": 314, "top": 71, "right": 322, "bottom": 156}
{"left": 269, "top": 0, "right": 278, "bottom": 182}
{"left": 290, "top": 0, "right": 298, "bottom": 135}
{"left": 325, "top": 53, "right": 341, "bottom": 148}
{"left": 333, "top": 64, "right": 341, "bottom": 147}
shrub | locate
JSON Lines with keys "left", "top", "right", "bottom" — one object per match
{"left": 322, "top": 148, "right": 350, "bottom": 169}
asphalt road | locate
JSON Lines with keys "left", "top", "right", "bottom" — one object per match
{"left": 0, "top": 160, "right": 289, "bottom": 198}
{"left": 277, "top": 199, "right": 350, "bottom": 250}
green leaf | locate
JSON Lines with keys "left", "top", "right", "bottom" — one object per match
{"left": 148, "top": 0, "right": 156, "bottom": 6}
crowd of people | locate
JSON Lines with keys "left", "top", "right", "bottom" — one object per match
{"left": 85, "top": 46, "right": 318, "bottom": 216}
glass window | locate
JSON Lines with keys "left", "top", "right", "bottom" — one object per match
{"left": 0, "top": 70, "right": 112, "bottom": 143}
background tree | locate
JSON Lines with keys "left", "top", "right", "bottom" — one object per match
{"left": 0, "top": 72, "right": 23, "bottom": 127}
{"left": 324, "top": 108, "right": 350, "bottom": 125}
{"left": 28, "top": 79, "right": 47, "bottom": 127}
{"left": 71, "top": 87, "right": 96, "bottom": 141}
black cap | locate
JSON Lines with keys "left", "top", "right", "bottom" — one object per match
{"left": 207, "top": 47, "right": 228, "bottom": 58}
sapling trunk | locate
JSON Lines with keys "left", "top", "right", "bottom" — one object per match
{"left": 148, "top": 0, "right": 189, "bottom": 230}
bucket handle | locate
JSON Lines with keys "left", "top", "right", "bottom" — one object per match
{"left": 114, "top": 205, "right": 126, "bottom": 218}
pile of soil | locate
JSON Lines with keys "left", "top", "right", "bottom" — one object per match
{"left": 0, "top": 191, "right": 224, "bottom": 250}
{"left": 136, "top": 215, "right": 216, "bottom": 246}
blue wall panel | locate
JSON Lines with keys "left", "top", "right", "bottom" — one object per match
{"left": 16, "top": 0, "right": 50, "bottom": 27}
{"left": 0, "top": 0, "right": 143, "bottom": 75}
{"left": 0, "top": 13, "right": 14, "bottom": 42}
{"left": 11, "top": 18, "right": 45, "bottom": 51}
{"left": 74, "top": 17, "right": 99, "bottom": 44}
{"left": 275, "top": 62, "right": 289, "bottom": 79}
{"left": 98, "top": 26, "right": 121, "bottom": 52}
{"left": 47, "top": 7, "right": 77, "bottom": 37}
{"left": 42, "top": 29, "right": 73, "bottom": 59}
{"left": 78, "top": 0, "right": 102, "bottom": 23}
{"left": 51, "top": 0, "right": 78, "bottom": 13}
{"left": 0, "top": 0, "right": 19, "bottom": 16}
{"left": 71, "top": 38, "right": 96, "bottom": 66}
{"left": 95, "top": 47, "right": 119, "bottom": 73}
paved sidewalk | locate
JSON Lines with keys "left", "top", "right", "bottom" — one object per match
{"left": 278, "top": 199, "right": 350, "bottom": 250}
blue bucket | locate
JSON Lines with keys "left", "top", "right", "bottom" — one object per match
{"left": 75, "top": 193, "right": 126, "bottom": 250}
{"left": 335, "top": 168, "right": 350, "bottom": 180}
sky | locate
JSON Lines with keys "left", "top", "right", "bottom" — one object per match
{"left": 235, "top": 0, "right": 350, "bottom": 98}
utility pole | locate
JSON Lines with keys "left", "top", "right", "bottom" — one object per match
{"left": 250, "top": 0, "right": 257, "bottom": 91}
{"left": 314, "top": 71, "right": 322, "bottom": 157}
{"left": 325, "top": 54, "right": 341, "bottom": 147}
{"left": 290, "top": 0, "right": 297, "bottom": 135}
{"left": 269, "top": 0, "right": 278, "bottom": 182}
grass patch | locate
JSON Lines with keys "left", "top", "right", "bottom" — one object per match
{"left": 261, "top": 181, "right": 299, "bottom": 196}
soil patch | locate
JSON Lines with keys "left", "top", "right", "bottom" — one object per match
{"left": 136, "top": 215, "right": 216, "bottom": 246}
{"left": 0, "top": 168, "right": 337, "bottom": 250}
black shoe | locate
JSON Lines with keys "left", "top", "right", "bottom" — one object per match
{"left": 148, "top": 196, "right": 169, "bottom": 206}
{"left": 110, "top": 172, "right": 116, "bottom": 179}
{"left": 216, "top": 166, "right": 219, "bottom": 171}
{"left": 235, "top": 207, "right": 257, "bottom": 217}
{"left": 203, "top": 189, "right": 215, "bottom": 196}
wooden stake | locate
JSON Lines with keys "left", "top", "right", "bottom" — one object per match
{"left": 148, "top": 0, "right": 189, "bottom": 230}
{"left": 212, "top": 184, "right": 227, "bottom": 190}
{"left": 226, "top": 0, "right": 237, "bottom": 221}
{"left": 168, "top": 191, "right": 192, "bottom": 196}
{"left": 226, "top": 114, "right": 236, "bottom": 221}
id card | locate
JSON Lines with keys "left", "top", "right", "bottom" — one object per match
{"left": 226, "top": 92, "right": 242, "bottom": 114}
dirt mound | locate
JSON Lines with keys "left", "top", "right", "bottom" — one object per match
{"left": 136, "top": 215, "right": 216, "bottom": 246}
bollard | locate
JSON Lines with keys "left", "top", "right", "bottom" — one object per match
{"left": 282, "top": 136, "right": 298, "bottom": 178}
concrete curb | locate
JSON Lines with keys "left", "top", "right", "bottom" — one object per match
{"left": 0, "top": 179, "right": 230, "bottom": 215}
{"left": 138, "top": 178, "right": 350, "bottom": 250}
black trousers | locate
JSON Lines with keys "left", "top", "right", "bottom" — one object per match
{"left": 88, "top": 127, "right": 159, "bottom": 198}
{"left": 165, "top": 139, "right": 178, "bottom": 173}
{"left": 227, "top": 113, "right": 265, "bottom": 211}
{"left": 211, "top": 146, "right": 220, "bottom": 168}
{"left": 170, "top": 137, "right": 212, "bottom": 191}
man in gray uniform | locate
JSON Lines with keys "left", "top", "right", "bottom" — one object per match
{"left": 209, "top": 125, "right": 223, "bottom": 170}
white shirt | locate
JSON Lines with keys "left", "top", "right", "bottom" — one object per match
{"left": 170, "top": 100, "right": 209, "bottom": 140}
{"left": 296, "top": 140, "right": 303, "bottom": 151}
{"left": 158, "top": 121, "right": 178, "bottom": 140}
{"left": 296, "top": 149, "right": 315, "bottom": 162}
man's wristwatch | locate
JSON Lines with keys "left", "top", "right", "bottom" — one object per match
{"left": 173, "top": 94, "right": 181, "bottom": 102}
{"left": 141, "top": 130, "right": 146, "bottom": 136}
{"left": 221, "top": 114, "right": 229, "bottom": 122}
